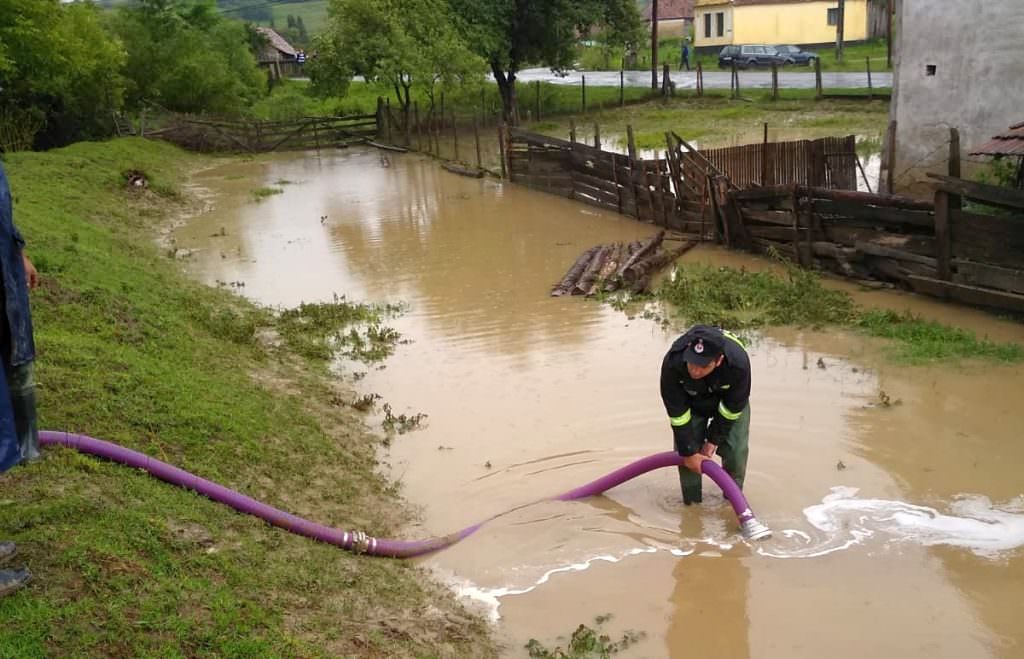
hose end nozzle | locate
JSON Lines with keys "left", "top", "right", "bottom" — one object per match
{"left": 740, "top": 517, "right": 773, "bottom": 541}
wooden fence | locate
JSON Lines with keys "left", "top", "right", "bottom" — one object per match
{"left": 699, "top": 135, "right": 857, "bottom": 190}
{"left": 718, "top": 178, "right": 1024, "bottom": 313}
{"left": 149, "top": 114, "right": 379, "bottom": 153}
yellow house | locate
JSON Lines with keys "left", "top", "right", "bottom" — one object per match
{"left": 694, "top": 0, "right": 868, "bottom": 49}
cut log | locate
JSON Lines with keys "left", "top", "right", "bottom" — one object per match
{"left": 550, "top": 245, "right": 601, "bottom": 297}
{"left": 624, "top": 241, "right": 700, "bottom": 293}
{"left": 573, "top": 245, "right": 612, "bottom": 295}
{"left": 588, "top": 243, "right": 626, "bottom": 296}
{"left": 616, "top": 230, "right": 666, "bottom": 277}
{"left": 441, "top": 162, "right": 485, "bottom": 178}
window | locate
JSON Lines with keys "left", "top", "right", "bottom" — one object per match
{"left": 716, "top": 12, "right": 725, "bottom": 37}
{"left": 827, "top": 8, "right": 838, "bottom": 25}
{"left": 705, "top": 13, "right": 712, "bottom": 38}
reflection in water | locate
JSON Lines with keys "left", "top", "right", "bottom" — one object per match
{"left": 174, "top": 149, "right": 1024, "bottom": 659}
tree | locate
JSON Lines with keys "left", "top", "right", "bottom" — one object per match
{"left": 311, "top": 0, "right": 484, "bottom": 122}
{"left": 448, "top": 0, "right": 642, "bottom": 124}
{"left": 0, "top": 0, "right": 125, "bottom": 149}
{"left": 109, "top": 0, "right": 266, "bottom": 117}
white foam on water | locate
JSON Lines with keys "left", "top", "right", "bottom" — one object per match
{"left": 761, "top": 487, "right": 1024, "bottom": 559}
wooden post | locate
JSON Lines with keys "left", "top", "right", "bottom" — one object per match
{"left": 731, "top": 62, "right": 739, "bottom": 99}
{"left": 474, "top": 116, "right": 482, "bottom": 168}
{"left": 582, "top": 75, "right": 587, "bottom": 113}
{"left": 569, "top": 119, "right": 577, "bottom": 144}
{"left": 498, "top": 123, "right": 508, "bottom": 179}
{"left": 887, "top": 0, "right": 893, "bottom": 69}
{"left": 535, "top": 80, "right": 542, "bottom": 121}
{"left": 452, "top": 111, "right": 459, "bottom": 162}
{"left": 696, "top": 62, "right": 703, "bottom": 97}
{"left": 934, "top": 189, "right": 951, "bottom": 283}
{"left": 771, "top": 62, "right": 778, "bottom": 100}
{"left": 814, "top": 56, "right": 823, "bottom": 99}
{"left": 376, "top": 97, "right": 384, "bottom": 138}
{"left": 651, "top": 0, "right": 659, "bottom": 90}
{"left": 835, "top": 0, "right": 846, "bottom": 61}
{"left": 414, "top": 102, "right": 421, "bottom": 152}
{"left": 594, "top": 123, "right": 601, "bottom": 149}
{"left": 762, "top": 123, "right": 770, "bottom": 186}
{"left": 884, "top": 119, "right": 897, "bottom": 194}
{"left": 662, "top": 63, "right": 671, "bottom": 97}
{"left": 620, "top": 69, "right": 625, "bottom": 107}
{"left": 866, "top": 57, "right": 873, "bottom": 100}
{"left": 626, "top": 125, "right": 638, "bottom": 161}
{"left": 611, "top": 152, "right": 623, "bottom": 214}
{"left": 385, "top": 97, "right": 393, "bottom": 143}
{"left": 949, "top": 127, "right": 961, "bottom": 210}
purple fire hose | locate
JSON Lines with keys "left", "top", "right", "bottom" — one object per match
{"left": 39, "top": 430, "right": 771, "bottom": 559}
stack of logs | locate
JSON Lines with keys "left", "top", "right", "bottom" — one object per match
{"left": 550, "top": 231, "right": 699, "bottom": 296}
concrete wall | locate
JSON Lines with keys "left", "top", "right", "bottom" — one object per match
{"left": 694, "top": 5, "right": 734, "bottom": 47}
{"left": 887, "top": 0, "right": 1024, "bottom": 194}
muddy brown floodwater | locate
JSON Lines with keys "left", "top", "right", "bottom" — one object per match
{"left": 175, "top": 148, "right": 1024, "bottom": 659}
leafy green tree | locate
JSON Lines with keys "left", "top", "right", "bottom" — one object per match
{"left": 310, "top": 0, "right": 484, "bottom": 122}
{"left": 449, "top": 0, "right": 642, "bottom": 123}
{"left": 109, "top": 0, "right": 266, "bottom": 117}
{"left": 0, "top": 0, "right": 125, "bottom": 149}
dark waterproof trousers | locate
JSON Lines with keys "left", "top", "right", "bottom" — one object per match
{"left": 674, "top": 404, "right": 750, "bottom": 504}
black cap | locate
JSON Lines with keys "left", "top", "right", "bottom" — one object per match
{"left": 682, "top": 336, "right": 723, "bottom": 367}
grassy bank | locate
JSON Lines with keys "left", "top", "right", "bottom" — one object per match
{"left": 525, "top": 90, "right": 890, "bottom": 151}
{"left": 0, "top": 139, "right": 494, "bottom": 657}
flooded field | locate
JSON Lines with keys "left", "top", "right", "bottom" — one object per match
{"left": 174, "top": 148, "right": 1024, "bottom": 658}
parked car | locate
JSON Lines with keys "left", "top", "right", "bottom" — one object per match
{"left": 718, "top": 45, "right": 787, "bottom": 69}
{"left": 773, "top": 45, "right": 820, "bottom": 66}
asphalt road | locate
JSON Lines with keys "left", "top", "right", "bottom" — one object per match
{"left": 513, "top": 67, "right": 892, "bottom": 90}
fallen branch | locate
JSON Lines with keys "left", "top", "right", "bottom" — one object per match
{"left": 550, "top": 245, "right": 601, "bottom": 297}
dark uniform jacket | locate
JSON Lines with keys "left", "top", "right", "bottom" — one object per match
{"left": 660, "top": 325, "right": 751, "bottom": 456}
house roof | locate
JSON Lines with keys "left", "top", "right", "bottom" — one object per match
{"left": 255, "top": 27, "right": 297, "bottom": 57}
{"left": 643, "top": 0, "right": 695, "bottom": 21}
{"left": 970, "top": 121, "right": 1024, "bottom": 157}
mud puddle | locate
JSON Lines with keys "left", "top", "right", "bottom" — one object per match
{"left": 174, "top": 148, "right": 1024, "bottom": 658}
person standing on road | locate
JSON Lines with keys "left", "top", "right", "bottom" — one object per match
{"left": 660, "top": 325, "right": 751, "bottom": 505}
{"left": 681, "top": 41, "right": 691, "bottom": 71}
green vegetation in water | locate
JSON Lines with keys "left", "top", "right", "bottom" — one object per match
{"left": 654, "top": 262, "right": 1023, "bottom": 364}
{"left": 526, "top": 615, "right": 646, "bottom": 658}
{"left": 251, "top": 186, "right": 283, "bottom": 200}
{"left": 275, "top": 296, "right": 406, "bottom": 363}
{"left": 0, "top": 138, "right": 493, "bottom": 657}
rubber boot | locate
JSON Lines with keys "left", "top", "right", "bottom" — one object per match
{"left": 8, "top": 363, "right": 39, "bottom": 463}
{"left": 678, "top": 466, "right": 703, "bottom": 505}
{"left": 0, "top": 567, "right": 31, "bottom": 597}
{"left": 0, "top": 541, "right": 15, "bottom": 564}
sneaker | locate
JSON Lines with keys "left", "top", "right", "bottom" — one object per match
{"left": 0, "top": 568, "right": 31, "bottom": 597}
{"left": 0, "top": 542, "right": 15, "bottom": 565}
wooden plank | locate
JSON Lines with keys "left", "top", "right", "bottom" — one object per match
{"left": 574, "top": 181, "right": 621, "bottom": 206}
{"left": 907, "top": 276, "right": 1024, "bottom": 313}
{"left": 854, "top": 241, "right": 938, "bottom": 267}
{"left": 953, "top": 260, "right": 1024, "bottom": 295}
{"left": 741, "top": 208, "right": 793, "bottom": 226}
{"left": 748, "top": 225, "right": 800, "bottom": 241}
{"left": 806, "top": 186, "right": 934, "bottom": 211}
{"left": 928, "top": 174, "right": 1024, "bottom": 211}
{"left": 731, "top": 184, "right": 795, "bottom": 201}
{"left": 949, "top": 209, "right": 1024, "bottom": 268}
{"left": 811, "top": 199, "right": 934, "bottom": 228}
{"left": 825, "top": 225, "right": 937, "bottom": 256}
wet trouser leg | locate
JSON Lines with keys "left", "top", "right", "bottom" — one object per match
{"left": 675, "top": 405, "right": 751, "bottom": 504}
{"left": 5, "top": 361, "right": 38, "bottom": 462}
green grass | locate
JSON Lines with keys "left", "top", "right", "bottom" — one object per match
{"left": 523, "top": 90, "right": 890, "bottom": 151}
{"left": 0, "top": 138, "right": 494, "bottom": 657}
{"left": 268, "top": 0, "right": 329, "bottom": 34}
{"left": 251, "top": 185, "right": 283, "bottom": 200}
{"left": 653, "top": 262, "right": 1023, "bottom": 364}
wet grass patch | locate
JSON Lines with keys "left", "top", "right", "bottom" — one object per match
{"left": 526, "top": 615, "right": 646, "bottom": 658}
{"left": 274, "top": 297, "right": 406, "bottom": 363}
{"left": 652, "top": 262, "right": 1023, "bottom": 364}
{"left": 251, "top": 186, "right": 283, "bottom": 201}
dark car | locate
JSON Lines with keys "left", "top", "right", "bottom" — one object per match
{"left": 718, "top": 45, "right": 788, "bottom": 69}
{"left": 773, "top": 45, "right": 819, "bottom": 66}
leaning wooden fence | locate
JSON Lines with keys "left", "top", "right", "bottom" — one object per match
{"left": 149, "top": 114, "right": 379, "bottom": 153}
{"left": 717, "top": 178, "right": 1024, "bottom": 313}
{"left": 699, "top": 135, "right": 857, "bottom": 190}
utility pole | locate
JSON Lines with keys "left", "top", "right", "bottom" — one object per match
{"left": 651, "top": 0, "right": 659, "bottom": 90}
{"left": 835, "top": 0, "right": 846, "bottom": 61}
{"left": 886, "top": 0, "right": 893, "bottom": 69}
